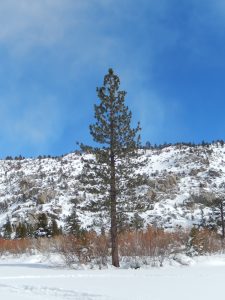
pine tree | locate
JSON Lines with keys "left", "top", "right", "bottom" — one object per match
{"left": 15, "top": 222, "right": 27, "bottom": 238}
{"left": 210, "top": 198, "right": 225, "bottom": 238}
{"left": 130, "top": 212, "right": 144, "bottom": 230}
{"left": 51, "top": 218, "right": 61, "bottom": 237}
{"left": 65, "top": 207, "right": 82, "bottom": 237}
{"left": 35, "top": 213, "right": 50, "bottom": 237}
{"left": 3, "top": 216, "right": 12, "bottom": 239}
{"left": 27, "top": 223, "right": 35, "bottom": 238}
{"left": 80, "top": 68, "right": 147, "bottom": 267}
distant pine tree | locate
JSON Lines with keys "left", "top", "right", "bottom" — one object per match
{"left": 15, "top": 222, "right": 27, "bottom": 239}
{"left": 26, "top": 223, "right": 35, "bottom": 238}
{"left": 65, "top": 207, "right": 83, "bottom": 237}
{"left": 35, "top": 213, "right": 50, "bottom": 237}
{"left": 210, "top": 198, "right": 225, "bottom": 238}
{"left": 130, "top": 212, "right": 144, "bottom": 230}
{"left": 80, "top": 68, "right": 147, "bottom": 267}
{"left": 51, "top": 218, "right": 61, "bottom": 237}
{"left": 3, "top": 216, "right": 12, "bottom": 239}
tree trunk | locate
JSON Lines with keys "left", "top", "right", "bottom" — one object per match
{"left": 220, "top": 201, "right": 225, "bottom": 239}
{"left": 109, "top": 94, "right": 119, "bottom": 267}
{"left": 110, "top": 151, "right": 120, "bottom": 267}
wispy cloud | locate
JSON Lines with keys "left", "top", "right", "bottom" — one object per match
{"left": 0, "top": 0, "right": 219, "bottom": 155}
{"left": 0, "top": 1, "right": 69, "bottom": 52}
{"left": 128, "top": 88, "right": 181, "bottom": 144}
{"left": 0, "top": 1, "right": 183, "bottom": 148}
{"left": 0, "top": 91, "right": 63, "bottom": 155}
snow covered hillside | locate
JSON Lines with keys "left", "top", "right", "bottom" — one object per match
{"left": 0, "top": 142, "right": 225, "bottom": 234}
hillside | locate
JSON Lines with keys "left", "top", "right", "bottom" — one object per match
{"left": 0, "top": 142, "right": 225, "bottom": 236}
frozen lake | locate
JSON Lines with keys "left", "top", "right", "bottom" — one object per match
{"left": 0, "top": 255, "right": 225, "bottom": 299}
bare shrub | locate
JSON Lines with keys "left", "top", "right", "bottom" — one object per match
{"left": 0, "top": 226, "right": 223, "bottom": 268}
{"left": 55, "top": 234, "right": 93, "bottom": 266}
{"left": 32, "top": 237, "right": 52, "bottom": 254}
{"left": 189, "top": 228, "right": 222, "bottom": 254}
{"left": 0, "top": 238, "right": 33, "bottom": 255}
{"left": 54, "top": 233, "right": 110, "bottom": 267}
{"left": 119, "top": 227, "right": 188, "bottom": 266}
{"left": 91, "top": 233, "right": 110, "bottom": 266}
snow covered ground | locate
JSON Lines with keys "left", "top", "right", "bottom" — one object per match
{"left": 0, "top": 254, "right": 225, "bottom": 299}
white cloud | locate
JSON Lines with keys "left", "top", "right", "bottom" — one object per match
{"left": 0, "top": 0, "right": 86, "bottom": 56}
{"left": 0, "top": 1, "right": 187, "bottom": 152}
{"left": 15, "top": 97, "right": 62, "bottom": 144}
{"left": 0, "top": 1, "right": 171, "bottom": 58}
{"left": 129, "top": 89, "right": 180, "bottom": 143}
{"left": 0, "top": 92, "right": 63, "bottom": 154}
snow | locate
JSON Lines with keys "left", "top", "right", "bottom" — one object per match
{"left": 1, "top": 143, "right": 225, "bottom": 233}
{"left": 1, "top": 254, "right": 225, "bottom": 299}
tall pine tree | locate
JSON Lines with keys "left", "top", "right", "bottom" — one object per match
{"left": 81, "top": 69, "right": 147, "bottom": 267}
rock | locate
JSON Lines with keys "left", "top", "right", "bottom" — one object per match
{"left": 189, "top": 169, "right": 199, "bottom": 176}
{"left": 192, "top": 192, "right": 216, "bottom": 205}
{"left": 147, "top": 190, "right": 157, "bottom": 201}
{"left": 37, "top": 189, "right": 57, "bottom": 205}
{"left": 167, "top": 175, "right": 177, "bottom": 185}
{"left": 199, "top": 182, "right": 207, "bottom": 188}
{"left": 208, "top": 169, "right": 221, "bottom": 178}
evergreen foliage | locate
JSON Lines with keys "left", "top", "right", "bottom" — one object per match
{"left": 26, "top": 223, "right": 35, "bottom": 238}
{"left": 35, "top": 213, "right": 50, "bottom": 237}
{"left": 50, "top": 218, "right": 61, "bottom": 237}
{"left": 194, "top": 191, "right": 225, "bottom": 238}
{"left": 3, "top": 216, "right": 12, "bottom": 239}
{"left": 65, "top": 206, "right": 83, "bottom": 237}
{"left": 130, "top": 212, "right": 144, "bottom": 230}
{"left": 80, "top": 68, "right": 147, "bottom": 267}
{"left": 116, "top": 212, "right": 130, "bottom": 234}
{"left": 15, "top": 222, "right": 27, "bottom": 239}
{"left": 209, "top": 198, "right": 225, "bottom": 238}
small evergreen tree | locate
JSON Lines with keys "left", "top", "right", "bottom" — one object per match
{"left": 130, "top": 212, "right": 144, "bottom": 230}
{"left": 65, "top": 208, "right": 82, "bottom": 237}
{"left": 117, "top": 212, "right": 130, "bottom": 234}
{"left": 26, "top": 223, "right": 35, "bottom": 238}
{"left": 51, "top": 218, "right": 61, "bottom": 237}
{"left": 3, "top": 216, "right": 12, "bottom": 239}
{"left": 210, "top": 198, "right": 225, "bottom": 238}
{"left": 35, "top": 213, "right": 50, "bottom": 237}
{"left": 80, "top": 69, "right": 147, "bottom": 267}
{"left": 15, "top": 222, "right": 27, "bottom": 239}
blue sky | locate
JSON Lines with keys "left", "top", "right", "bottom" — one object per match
{"left": 0, "top": 0, "right": 225, "bottom": 157}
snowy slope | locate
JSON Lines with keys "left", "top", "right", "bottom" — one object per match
{"left": 0, "top": 142, "right": 225, "bottom": 232}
